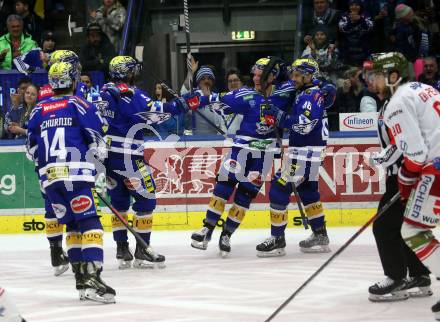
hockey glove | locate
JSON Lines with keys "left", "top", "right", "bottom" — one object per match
{"left": 175, "top": 92, "right": 200, "bottom": 113}
{"left": 397, "top": 162, "right": 420, "bottom": 202}
{"left": 262, "top": 104, "right": 285, "bottom": 127}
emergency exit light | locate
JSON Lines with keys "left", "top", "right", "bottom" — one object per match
{"left": 231, "top": 30, "right": 255, "bottom": 41}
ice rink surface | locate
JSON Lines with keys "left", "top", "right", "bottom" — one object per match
{"left": 1, "top": 227, "right": 440, "bottom": 322}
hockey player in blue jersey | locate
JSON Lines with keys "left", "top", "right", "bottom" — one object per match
{"left": 190, "top": 57, "right": 296, "bottom": 257}
{"left": 100, "top": 55, "right": 198, "bottom": 269}
{"left": 256, "top": 58, "right": 333, "bottom": 256}
{"left": 36, "top": 50, "right": 93, "bottom": 277}
{"left": 27, "top": 61, "right": 114, "bottom": 303}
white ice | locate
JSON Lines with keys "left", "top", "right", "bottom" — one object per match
{"left": 1, "top": 227, "right": 439, "bottom": 322}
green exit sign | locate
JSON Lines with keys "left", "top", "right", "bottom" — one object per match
{"left": 231, "top": 30, "right": 255, "bottom": 41}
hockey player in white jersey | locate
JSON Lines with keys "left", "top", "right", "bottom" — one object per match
{"left": 374, "top": 52, "right": 440, "bottom": 320}
{"left": 365, "top": 52, "right": 432, "bottom": 302}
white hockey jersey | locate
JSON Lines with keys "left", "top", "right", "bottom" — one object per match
{"left": 384, "top": 82, "right": 440, "bottom": 173}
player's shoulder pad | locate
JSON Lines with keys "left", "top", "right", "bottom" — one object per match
{"left": 71, "top": 95, "right": 92, "bottom": 108}
{"left": 234, "top": 87, "right": 257, "bottom": 98}
{"left": 29, "top": 104, "right": 42, "bottom": 120}
{"left": 275, "top": 80, "right": 295, "bottom": 91}
{"left": 135, "top": 89, "right": 155, "bottom": 107}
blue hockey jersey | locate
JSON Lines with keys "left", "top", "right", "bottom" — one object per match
{"left": 284, "top": 85, "right": 328, "bottom": 147}
{"left": 200, "top": 81, "right": 295, "bottom": 151}
{"left": 27, "top": 95, "right": 107, "bottom": 189}
{"left": 100, "top": 83, "right": 184, "bottom": 155}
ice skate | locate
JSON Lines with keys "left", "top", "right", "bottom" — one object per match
{"left": 368, "top": 277, "right": 408, "bottom": 302}
{"left": 432, "top": 300, "right": 440, "bottom": 321}
{"left": 116, "top": 241, "right": 133, "bottom": 269}
{"left": 403, "top": 275, "right": 433, "bottom": 298}
{"left": 256, "top": 235, "right": 286, "bottom": 257}
{"left": 218, "top": 229, "right": 231, "bottom": 258}
{"left": 133, "top": 243, "right": 166, "bottom": 269}
{"left": 299, "top": 226, "right": 331, "bottom": 253}
{"left": 191, "top": 221, "right": 215, "bottom": 250}
{"left": 83, "top": 262, "right": 116, "bottom": 304}
{"left": 72, "top": 262, "right": 85, "bottom": 301}
{"left": 49, "top": 241, "right": 69, "bottom": 276}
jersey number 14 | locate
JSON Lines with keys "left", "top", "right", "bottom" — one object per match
{"left": 41, "top": 128, "right": 67, "bottom": 160}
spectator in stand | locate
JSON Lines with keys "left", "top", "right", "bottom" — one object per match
{"left": 338, "top": 0, "right": 374, "bottom": 67}
{"left": 150, "top": 82, "right": 183, "bottom": 137}
{"left": 89, "top": 0, "right": 126, "bottom": 52}
{"left": 10, "top": 77, "right": 32, "bottom": 110}
{"left": 80, "top": 72, "right": 93, "bottom": 98}
{"left": 14, "top": 0, "right": 43, "bottom": 44}
{"left": 418, "top": 56, "right": 440, "bottom": 90}
{"left": 219, "top": 68, "right": 244, "bottom": 135}
{"left": 4, "top": 83, "right": 38, "bottom": 139}
{"left": 181, "top": 59, "right": 221, "bottom": 135}
{"left": 79, "top": 23, "right": 116, "bottom": 76}
{"left": 303, "top": 0, "right": 341, "bottom": 50}
{"left": 334, "top": 67, "right": 364, "bottom": 114}
{"left": 41, "top": 31, "right": 55, "bottom": 54}
{"left": 360, "top": 70, "right": 389, "bottom": 112}
{"left": 39, "top": 30, "right": 55, "bottom": 67}
{"left": 0, "top": 1, "right": 14, "bottom": 35}
{"left": 302, "top": 26, "right": 341, "bottom": 82}
{"left": 390, "top": 3, "right": 430, "bottom": 63}
{"left": 0, "top": 14, "right": 37, "bottom": 70}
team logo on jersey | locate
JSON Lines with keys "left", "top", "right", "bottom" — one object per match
{"left": 255, "top": 122, "right": 273, "bottom": 135}
{"left": 124, "top": 178, "right": 142, "bottom": 190}
{"left": 106, "top": 176, "right": 117, "bottom": 190}
{"left": 70, "top": 195, "right": 93, "bottom": 213}
{"left": 223, "top": 159, "right": 241, "bottom": 174}
{"left": 51, "top": 203, "right": 67, "bottom": 218}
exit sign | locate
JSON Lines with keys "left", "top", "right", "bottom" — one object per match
{"left": 231, "top": 30, "right": 255, "bottom": 41}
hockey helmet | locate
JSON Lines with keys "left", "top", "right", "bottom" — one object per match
{"left": 109, "top": 55, "right": 141, "bottom": 80}
{"left": 49, "top": 50, "right": 81, "bottom": 68}
{"left": 290, "top": 58, "right": 320, "bottom": 78}
{"left": 48, "top": 62, "right": 77, "bottom": 90}
{"left": 251, "top": 57, "right": 280, "bottom": 78}
{"left": 363, "top": 52, "right": 409, "bottom": 88}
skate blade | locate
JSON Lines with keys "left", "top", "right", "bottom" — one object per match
{"left": 117, "top": 259, "right": 132, "bottom": 270}
{"left": 79, "top": 290, "right": 85, "bottom": 301}
{"left": 408, "top": 286, "right": 433, "bottom": 298}
{"left": 256, "top": 248, "right": 286, "bottom": 258}
{"left": 368, "top": 291, "right": 409, "bottom": 302}
{"left": 133, "top": 259, "right": 166, "bottom": 269}
{"left": 191, "top": 240, "right": 208, "bottom": 250}
{"left": 300, "top": 245, "right": 331, "bottom": 254}
{"left": 54, "top": 263, "right": 69, "bottom": 276}
{"left": 84, "top": 289, "right": 116, "bottom": 304}
{"left": 219, "top": 250, "right": 230, "bottom": 258}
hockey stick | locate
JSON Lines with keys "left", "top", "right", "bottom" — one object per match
{"left": 264, "top": 192, "right": 401, "bottom": 322}
{"left": 182, "top": 0, "right": 196, "bottom": 133}
{"left": 261, "top": 56, "right": 308, "bottom": 229}
{"left": 96, "top": 192, "right": 150, "bottom": 250}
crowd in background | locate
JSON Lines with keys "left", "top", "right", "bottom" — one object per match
{"left": 0, "top": 0, "right": 127, "bottom": 139}
{"left": 1, "top": 0, "right": 440, "bottom": 139}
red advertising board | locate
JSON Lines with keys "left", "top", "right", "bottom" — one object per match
{"left": 143, "top": 138, "right": 383, "bottom": 207}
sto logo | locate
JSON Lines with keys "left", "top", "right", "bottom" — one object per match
{"left": 70, "top": 195, "right": 93, "bottom": 214}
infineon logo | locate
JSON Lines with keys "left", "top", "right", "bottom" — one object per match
{"left": 339, "top": 113, "right": 378, "bottom": 132}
